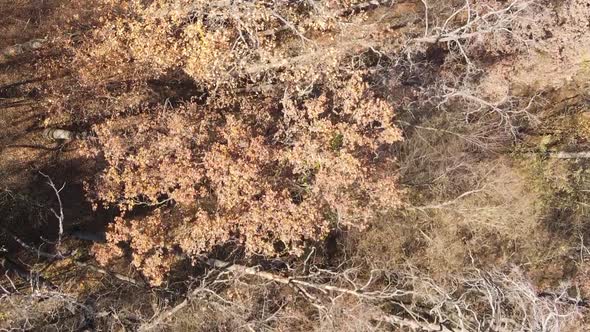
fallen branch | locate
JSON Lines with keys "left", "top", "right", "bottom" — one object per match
{"left": 518, "top": 151, "right": 590, "bottom": 159}
{"left": 552, "top": 151, "right": 590, "bottom": 159}
{"left": 0, "top": 224, "right": 58, "bottom": 260}
{"left": 72, "top": 260, "right": 145, "bottom": 287}
{"left": 0, "top": 255, "right": 55, "bottom": 291}
{"left": 409, "top": 188, "right": 484, "bottom": 211}
{"left": 1, "top": 226, "right": 141, "bottom": 287}
{"left": 379, "top": 314, "right": 452, "bottom": 332}
{"left": 138, "top": 297, "right": 190, "bottom": 332}
{"left": 208, "top": 259, "right": 408, "bottom": 300}
{"left": 139, "top": 259, "right": 446, "bottom": 332}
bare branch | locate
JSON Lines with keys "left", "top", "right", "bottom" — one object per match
{"left": 439, "top": 88, "right": 540, "bottom": 137}
{"left": 0, "top": 225, "right": 57, "bottom": 260}
{"left": 413, "top": 0, "right": 533, "bottom": 44}
{"left": 552, "top": 151, "right": 590, "bottom": 159}
{"left": 72, "top": 261, "right": 145, "bottom": 287}
{"left": 38, "top": 172, "right": 65, "bottom": 255}
{"left": 410, "top": 188, "right": 485, "bottom": 211}
{"left": 271, "top": 11, "right": 314, "bottom": 44}
{"left": 420, "top": 0, "right": 429, "bottom": 37}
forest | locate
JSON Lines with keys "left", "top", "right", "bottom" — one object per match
{"left": 1, "top": 0, "right": 589, "bottom": 331}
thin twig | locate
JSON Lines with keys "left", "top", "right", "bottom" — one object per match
{"left": 0, "top": 225, "right": 57, "bottom": 259}
{"left": 409, "top": 188, "right": 485, "bottom": 211}
{"left": 271, "top": 10, "right": 314, "bottom": 44}
{"left": 39, "top": 172, "right": 65, "bottom": 255}
{"left": 73, "top": 260, "right": 145, "bottom": 286}
{"left": 420, "top": 0, "right": 429, "bottom": 37}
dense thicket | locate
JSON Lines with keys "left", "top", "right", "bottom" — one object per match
{"left": 1, "top": 0, "right": 590, "bottom": 330}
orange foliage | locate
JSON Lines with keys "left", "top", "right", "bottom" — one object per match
{"left": 73, "top": 0, "right": 405, "bottom": 285}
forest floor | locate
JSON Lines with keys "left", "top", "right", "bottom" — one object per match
{"left": 1, "top": 0, "right": 590, "bottom": 331}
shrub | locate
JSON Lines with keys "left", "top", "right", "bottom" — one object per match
{"left": 86, "top": 74, "right": 403, "bottom": 285}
